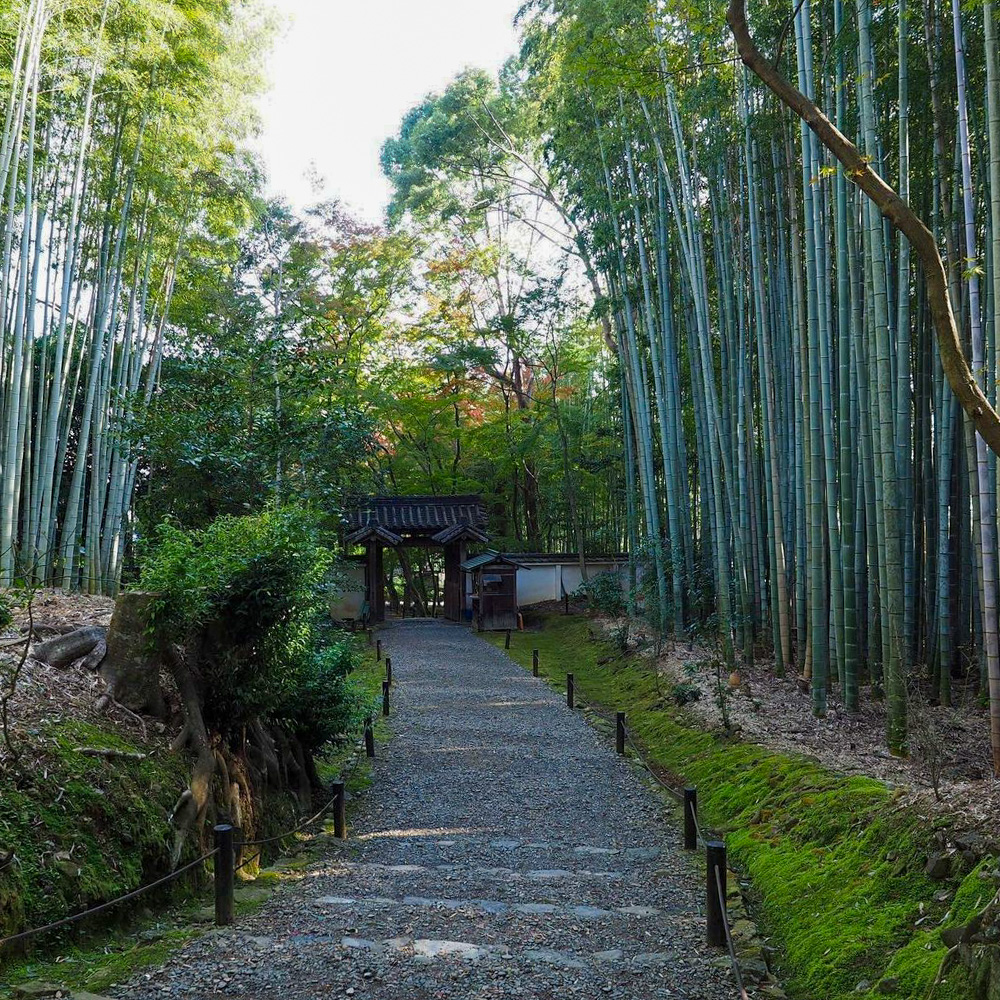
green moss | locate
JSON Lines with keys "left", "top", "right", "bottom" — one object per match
{"left": 486, "top": 614, "right": 978, "bottom": 1000}
{"left": 0, "top": 718, "right": 195, "bottom": 946}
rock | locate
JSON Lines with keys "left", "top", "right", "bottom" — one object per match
{"left": 739, "top": 958, "right": 771, "bottom": 983}
{"left": 925, "top": 850, "right": 955, "bottom": 880}
{"left": 758, "top": 988, "right": 787, "bottom": 1000}
{"left": 234, "top": 885, "right": 271, "bottom": 904}
{"left": 855, "top": 981, "right": 871, "bottom": 993}
{"left": 954, "top": 831, "right": 988, "bottom": 854}
{"left": 70, "top": 993, "right": 115, "bottom": 1000}
{"left": 12, "top": 985, "right": 66, "bottom": 998}
{"left": 191, "top": 905, "right": 216, "bottom": 923}
{"left": 877, "top": 976, "right": 899, "bottom": 994}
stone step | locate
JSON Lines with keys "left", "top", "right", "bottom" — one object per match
{"left": 290, "top": 932, "right": 682, "bottom": 971}
{"left": 311, "top": 892, "right": 664, "bottom": 920}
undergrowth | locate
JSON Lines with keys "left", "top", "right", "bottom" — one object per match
{"left": 486, "top": 612, "right": 986, "bottom": 1000}
{"left": 0, "top": 630, "right": 382, "bottom": 991}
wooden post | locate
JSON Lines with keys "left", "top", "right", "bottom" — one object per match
{"left": 366, "top": 628, "right": 372, "bottom": 646}
{"left": 616, "top": 712, "right": 626, "bottom": 755}
{"left": 504, "top": 628, "right": 511, "bottom": 650}
{"left": 333, "top": 780, "right": 347, "bottom": 840}
{"left": 214, "top": 824, "right": 235, "bottom": 926}
{"left": 364, "top": 717, "right": 375, "bottom": 758}
{"left": 567, "top": 673, "right": 574, "bottom": 709}
{"left": 706, "top": 840, "right": 727, "bottom": 947}
{"left": 382, "top": 680, "right": 390, "bottom": 716}
{"left": 532, "top": 648, "right": 539, "bottom": 677}
{"left": 564, "top": 593, "right": 569, "bottom": 615}
{"left": 684, "top": 788, "right": 698, "bottom": 851}
{"left": 385, "top": 656, "right": 392, "bottom": 687}
{"left": 376, "top": 639, "right": 382, "bottom": 662}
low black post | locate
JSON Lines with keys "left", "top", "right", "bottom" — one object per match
{"left": 385, "top": 656, "right": 392, "bottom": 687}
{"left": 706, "top": 840, "right": 727, "bottom": 947}
{"left": 504, "top": 628, "right": 511, "bottom": 650}
{"left": 567, "top": 673, "right": 575, "bottom": 709}
{"left": 364, "top": 717, "right": 375, "bottom": 758}
{"left": 532, "top": 648, "right": 539, "bottom": 677}
{"left": 382, "top": 679, "right": 390, "bottom": 716}
{"left": 333, "top": 779, "right": 347, "bottom": 840}
{"left": 376, "top": 638, "right": 382, "bottom": 661}
{"left": 616, "top": 712, "right": 626, "bottom": 755}
{"left": 563, "top": 593, "right": 569, "bottom": 615}
{"left": 684, "top": 787, "right": 698, "bottom": 851}
{"left": 214, "top": 824, "right": 235, "bottom": 926}
{"left": 366, "top": 628, "right": 373, "bottom": 646}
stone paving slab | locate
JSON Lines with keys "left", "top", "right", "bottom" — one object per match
{"left": 115, "top": 620, "right": 738, "bottom": 999}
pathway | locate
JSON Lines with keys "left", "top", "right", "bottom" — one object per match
{"left": 118, "top": 620, "right": 734, "bottom": 999}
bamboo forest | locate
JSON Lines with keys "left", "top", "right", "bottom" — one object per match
{"left": 7, "top": 0, "right": 1000, "bottom": 998}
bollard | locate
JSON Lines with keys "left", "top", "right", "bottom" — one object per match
{"left": 214, "top": 824, "right": 235, "bottom": 926}
{"left": 563, "top": 593, "right": 569, "bottom": 615}
{"left": 382, "top": 679, "right": 390, "bottom": 716}
{"left": 366, "top": 628, "right": 373, "bottom": 646}
{"left": 684, "top": 787, "right": 698, "bottom": 851}
{"left": 504, "top": 628, "right": 511, "bottom": 650}
{"left": 616, "top": 712, "right": 626, "bottom": 755}
{"left": 385, "top": 656, "right": 392, "bottom": 687}
{"left": 567, "top": 673, "right": 575, "bottom": 710}
{"left": 706, "top": 840, "right": 727, "bottom": 947}
{"left": 333, "top": 779, "right": 347, "bottom": 839}
{"left": 364, "top": 717, "right": 375, "bottom": 758}
{"left": 376, "top": 638, "right": 382, "bottom": 661}
{"left": 532, "top": 648, "right": 539, "bottom": 677}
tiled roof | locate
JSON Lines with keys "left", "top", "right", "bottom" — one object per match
{"left": 347, "top": 495, "right": 487, "bottom": 535}
{"left": 460, "top": 551, "right": 528, "bottom": 572}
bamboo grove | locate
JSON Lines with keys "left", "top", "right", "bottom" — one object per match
{"left": 510, "top": 0, "right": 1000, "bottom": 762}
{"left": 0, "top": 0, "right": 267, "bottom": 593}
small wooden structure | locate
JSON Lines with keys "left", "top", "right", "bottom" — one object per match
{"left": 345, "top": 495, "right": 488, "bottom": 623}
{"left": 462, "top": 551, "right": 527, "bottom": 632}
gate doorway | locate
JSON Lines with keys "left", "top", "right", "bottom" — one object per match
{"left": 345, "top": 495, "right": 489, "bottom": 623}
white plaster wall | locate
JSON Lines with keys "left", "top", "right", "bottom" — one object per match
{"left": 516, "top": 561, "right": 627, "bottom": 606}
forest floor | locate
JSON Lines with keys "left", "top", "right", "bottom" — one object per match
{"left": 0, "top": 590, "right": 150, "bottom": 742}
{"left": 585, "top": 610, "right": 997, "bottom": 838}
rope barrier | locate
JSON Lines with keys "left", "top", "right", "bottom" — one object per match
{"left": 0, "top": 670, "right": 383, "bottom": 950}
{"left": 0, "top": 849, "right": 218, "bottom": 950}
{"left": 234, "top": 850, "right": 262, "bottom": 874}
{"left": 688, "top": 796, "right": 707, "bottom": 847}
{"left": 622, "top": 726, "right": 685, "bottom": 803}
{"left": 715, "top": 865, "right": 750, "bottom": 1000}
{"left": 620, "top": 714, "right": 745, "bottom": 991}
{"left": 552, "top": 662, "right": 749, "bottom": 997}
{"left": 239, "top": 791, "right": 340, "bottom": 848}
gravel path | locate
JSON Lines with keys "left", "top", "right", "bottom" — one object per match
{"left": 118, "top": 620, "right": 735, "bottom": 999}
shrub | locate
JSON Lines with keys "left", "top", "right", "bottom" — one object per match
{"left": 579, "top": 570, "right": 627, "bottom": 616}
{"left": 276, "top": 629, "right": 362, "bottom": 752}
{"left": 139, "top": 506, "right": 351, "bottom": 744}
{"left": 0, "top": 593, "right": 12, "bottom": 632}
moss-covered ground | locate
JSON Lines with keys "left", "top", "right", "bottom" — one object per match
{"left": 485, "top": 612, "right": 987, "bottom": 1000}
{"left": 0, "top": 633, "right": 388, "bottom": 994}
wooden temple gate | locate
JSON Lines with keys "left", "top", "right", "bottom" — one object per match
{"left": 345, "top": 495, "right": 489, "bottom": 623}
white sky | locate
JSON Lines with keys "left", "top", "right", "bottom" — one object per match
{"left": 254, "top": 0, "right": 523, "bottom": 223}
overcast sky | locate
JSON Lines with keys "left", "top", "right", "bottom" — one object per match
{"left": 254, "top": 1, "right": 523, "bottom": 222}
